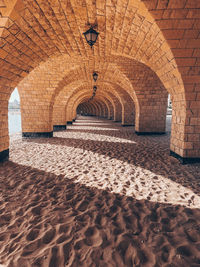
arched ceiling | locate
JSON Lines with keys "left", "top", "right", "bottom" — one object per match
{"left": 53, "top": 79, "right": 135, "bottom": 109}
{"left": 18, "top": 54, "right": 166, "bottom": 116}
{"left": 74, "top": 94, "right": 109, "bottom": 112}
{"left": 0, "top": 0, "right": 185, "bottom": 102}
{"left": 64, "top": 86, "right": 121, "bottom": 115}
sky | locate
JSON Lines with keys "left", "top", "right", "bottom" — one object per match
{"left": 9, "top": 88, "right": 20, "bottom": 102}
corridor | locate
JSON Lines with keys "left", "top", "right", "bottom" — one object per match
{"left": 0, "top": 116, "right": 200, "bottom": 266}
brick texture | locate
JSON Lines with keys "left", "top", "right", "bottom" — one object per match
{"left": 0, "top": 0, "right": 200, "bottom": 159}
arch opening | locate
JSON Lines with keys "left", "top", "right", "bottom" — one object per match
{"left": 8, "top": 88, "right": 21, "bottom": 136}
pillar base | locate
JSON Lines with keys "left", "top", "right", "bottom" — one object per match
{"left": 170, "top": 150, "right": 200, "bottom": 164}
{"left": 67, "top": 121, "right": 73, "bottom": 125}
{"left": 22, "top": 132, "right": 53, "bottom": 138}
{"left": 53, "top": 125, "right": 66, "bottom": 131}
{"left": 122, "top": 124, "right": 134, "bottom": 127}
{"left": 0, "top": 149, "right": 9, "bottom": 162}
{"left": 135, "top": 131, "right": 165, "bottom": 135}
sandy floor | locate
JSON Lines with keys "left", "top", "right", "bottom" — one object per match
{"left": 0, "top": 115, "right": 200, "bottom": 266}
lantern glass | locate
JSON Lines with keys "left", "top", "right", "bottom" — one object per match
{"left": 92, "top": 32, "right": 97, "bottom": 42}
{"left": 93, "top": 72, "right": 98, "bottom": 82}
{"left": 83, "top": 27, "right": 99, "bottom": 47}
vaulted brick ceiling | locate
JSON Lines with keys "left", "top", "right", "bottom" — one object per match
{"left": 0, "top": 0, "right": 199, "bottom": 101}
{"left": 0, "top": 0, "right": 182, "bottom": 100}
{"left": 0, "top": 0, "right": 199, "bottom": 161}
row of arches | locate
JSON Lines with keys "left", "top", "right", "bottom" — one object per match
{"left": 17, "top": 58, "right": 168, "bottom": 134}
{"left": 0, "top": 0, "right": 200, "bottom": 164}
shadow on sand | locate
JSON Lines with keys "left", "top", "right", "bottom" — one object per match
{"left": 26, "top": 127, "right": 200, "bottom": 197}
{"left": 0, "top": 161, "right": 200, "bottom": 266}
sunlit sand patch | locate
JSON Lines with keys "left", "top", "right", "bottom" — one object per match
{"left": 74, "top": 121, "right": 104, "bottom": 125}
{"left": 67, "top": 126, "right": 119, "bottom": 131}
{"left": 3, "top": 116, "right": 200, "bottom": 266}
{"left": 73, "top": 123, "right": 112, "bottom": 126}
{"left": 55, "top": 131, "right": 136, "bottom": 143}
{"left": 10, "top": 140, "right": 200, "bottom": 209}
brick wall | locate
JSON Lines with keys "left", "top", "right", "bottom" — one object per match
{"left": 0, "top": 0, "right": 200, "bottom": 161}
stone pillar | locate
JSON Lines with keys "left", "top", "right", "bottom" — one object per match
{"left": 21, "top": 102, "right": 53, "bottom": 138}
{"left": 122, "top": 105, "right": 135, "bottom": 126}
{"left": 170, "top": 96, "right": 200, "bottom": 164}
{"left": 53, "top": 105, "right": 67, "bottom": 131}
{"left": 135, "top": 90, "right": 168, "bottom": 134}
{"left": 0, "top": 99, "right": 9, "bottom": 162}
{"left": 114, "top": 103, "right": 122, "bottom": 122}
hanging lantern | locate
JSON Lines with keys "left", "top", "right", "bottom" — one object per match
{"left": 83, "top": 27, "right": 99, "bottom": 48}
{"left": 93, "top": 72, "right": 98, "bottom": 82}
{"left": 93, "top": 86, "right": 97, "bottom": 92}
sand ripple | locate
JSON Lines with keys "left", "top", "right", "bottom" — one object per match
{"left": 0, "top": 115, "right": 199, "bottom": 266}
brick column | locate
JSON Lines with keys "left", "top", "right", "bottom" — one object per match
{"left": 21, "top": 101, "right": 53, "bottom": 138}
{"left": 89, "top": 102, "right": 98, "bottom": 116}
{"left": 135, "top": 90, "right": 168, "bottom": 134}
{"left": 52, "top": 105, "right": 66, "bottom": 131}
{"left": 113, "top": 101, "right": 122, "bottom": 122}
{"left": 170, "top": 95, "right": 200, "bottom": 164}
{"left": 0, "top": 99, "right": 9, "bottom": 162}
{"left": 99, "top": 101, "right": 108, "bottom": 118}
{"left": 105, "top": 99, "right": 114, "bottom": 120}
{"left": 122, "top": 104, "right": 135, "bottom": 126}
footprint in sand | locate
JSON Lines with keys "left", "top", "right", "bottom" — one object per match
{"left": 21, "top": 240, "right": 38, "bottom": 257}
{"left": 84, "top": 227, "right": 103, "bottom": 247}
{"left": 42, "top": 228, "right": 56, "bottom": 244}
{"left": 95, "top": 214, "right": 107, "bottom": 227}
{"left": 31, "top": 205, "right": 43, "bottom": 216}
{"left": 76, "top": 200, "right": 89, "bottom": 212}
{"left": 56, "top": 234, "right": 69, "bottom": 244}
{"left": 26, "top": 228, "right": 40, "bottom": 241}
{"left": 0, "top": 233, "right": 7, "bottom": 243}
{"left": 59, "top": 223, "right": 72, "bottom": 235}
{"left": 176, "top": 245, "right": 193, "bottom": 257}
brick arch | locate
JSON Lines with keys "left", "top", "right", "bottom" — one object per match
{"left": 48, "top": 58, "right": 139, "bottom": 108}
{"left": 50, "top": 58, "right": 155, "bottom": 121}
{"left": 95, "top": 82, "right": 136, "bottom": 126}
{"left": 87, "top": 100, "right": 103, "bottom": 117}
{"left": 0, "top": 0, "right": 182, "bottom": 97}
{"left": 17, "top": 53, "right": 169, "bottom": 138}
{"left": 76, "top": 95, "right": 114, "bottom": 119}
{"left": 52, "top": 80, "right": 122, "bottom": 126}
{"left": 140, "top": 0, "right": 200, "bottom": 161}
{"left": 77, "top": 101, "right": 102, "bottom": 117}
{"left": 77, "top": 96, "right": 110, "bottom": 118}
{"left": 1, "top": 0, "right": 200, "bottom": 162}
{"left": 17, "top": 54, "right": 167, "bottom": 134}
{"left": 78, "top": 102, "right": 102, "bottom": 117}
{"left": 52, "top": 80, "right": 122, "bottom": 122}
{"left": 78, "top": 100, "right": 98, "bottom": 117}
{"left": 17, "top": 58, "right": 138, "bottom": 131}
{"left": 52, "top": 75, "right": 136, "bottom": 127}
{"left": 87, "top": 96, "right": 113, "bottom": 119}
{"left": 55, "top": 81, "right": 130, "bottom": 126}
{"left": 69, "top": 94, "right": 110, "bottom": 122}
{"left": 73, "top": 95, "right": 108, "bottom": 120}
{"left": 78, "top": 100, "right": 103, "bottom": 118}
{"left": 66, "top": 90, "right": 116, "bottom": 124}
